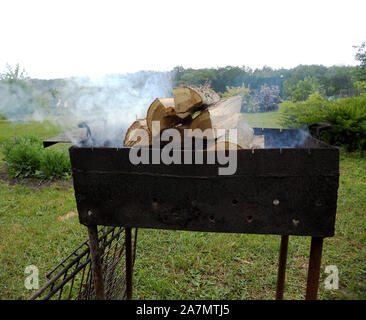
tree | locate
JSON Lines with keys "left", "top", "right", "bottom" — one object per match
{"left": 254, "top": 84, "right": 281, "bottom": 112}
{"left": 0, "top": 63, "right": 28, "bottom": 82}
{"left": 0, "top": 64, "right": 50, "bottom": 120}
{"left": 220, "top": 83, "right": 258, "bottom": 112}
{"left": 324, "top": 66, "right": 355, "bottom": 96}
{"left": 354, "top": 42, "right": 366, "bottom": 76}
{"left": 172, "top": 64, "right": 356, "bottom": 100}
{"left": 172, "top": 66, "right": 185, "bottom": 84}
{"left": 282, "top": 65, "right": 327, "bottom": 98}
{"left": 353, "top": 41, "right": 366, "bottom": 92}
{"left": 291, "top": 76, "right": 325, "bottom": 102}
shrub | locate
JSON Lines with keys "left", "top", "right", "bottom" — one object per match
{"left": 279, "top": 94, "right": 366, "bottom": 151}
{"left": 36, "top": 149, "right": 71, "bottom": 180}
{"left": 279, "top": 93, "right": 325, "bottom": 127}
{"left": 290, "top": 76, "right": 325, "bottom": 102}
{"left": 3, "top": 136, "right": 42, "bottom": 178}
{"left": 2, "top": 135, "right": 71, "bottom": 180}
{"left": 254, "top": 84, "right": 281, "bottom": 112}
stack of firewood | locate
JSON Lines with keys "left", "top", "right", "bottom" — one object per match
{"left": 123, "top": 85, "right": 264, "bottom": 149}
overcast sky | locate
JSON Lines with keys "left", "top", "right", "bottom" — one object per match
{"left": 0, "top": 0, "right": 365, "bottom": 79}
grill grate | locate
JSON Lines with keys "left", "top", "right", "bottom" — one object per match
{"left": 29, "top": 227, "right": 138, "bottom": 300}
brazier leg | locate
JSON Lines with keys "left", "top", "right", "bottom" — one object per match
{"left": 125, "top": 227, "right": 133, "bottom": 300}
{"left": 87, "top": 225, "right": 105, "bottom": 300}
{"left": 305, "top": 237, "right": 324, "bottom": 300}
{"left": 276, "top": 235, "right": 289, "bottom": 300}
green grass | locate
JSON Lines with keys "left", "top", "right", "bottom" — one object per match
{"left": 0, "top": 120, "right": 71, "bottom": 159}
{"left": 0, "top": 117, "right": 365, "bottom": 300}
{"left": 0, "top": 120, "right": 62, "bottom": 145}
{"left": 0, "top": 183, "right": 85, "bottom": 299}
{"left": 243, "top": 111, "right": 282, "bottom": 128}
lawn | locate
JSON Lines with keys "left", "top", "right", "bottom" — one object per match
{"left": 0, "top": 113, "right": 365, "bottom": 300}
{"left": 0, "top": 120, "right": 61, "bottom": 144}
{"left": 243, "top": 111, "right": 282, "bottom": 128}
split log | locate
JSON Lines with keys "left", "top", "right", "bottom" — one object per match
{"left": 236, "top": 119, "right": 255, "bottom": 148}
{"left": 188, "top": 96, "right": 243, "bottom": 140}
{"left": 123, "top": 119, "right": 151, "bottom": 147}
{"left": 172, "top": 85, "right": 220, "bottom": 118}
{"left": 207, "top": 134, "right": 263, "bottom": 151}
{"left": 188, "top": 96, "right": 255, "bottom": 149}
{"left": 160, "top": 123, "right": 215, "bottom": 150}
{"left": 146, "top": 98, "right": 180, "bottom": 136}
{"left": 172, "top": 86, "right": 202, "bottom": 117}
{"left": 194, "top": 85, "right": 221, "bottom": 106}
{"left": 205, "top": 121, "right": 254, "bottom": 151}
{"left": 206, "top": 141, "right": 244, "bottom": 151}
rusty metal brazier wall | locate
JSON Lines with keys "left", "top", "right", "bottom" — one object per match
{"left": 70, "top": 130, "right": 339, "bottom": 238}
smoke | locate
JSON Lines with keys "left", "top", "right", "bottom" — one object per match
{"left": 0, "top": 70, "right": 312, "bottom": 149}
{"left": 255, "top": 127, "right": 311, "bottom": 149}
{"left": 0, "top": 71, "right": 173, "bottom": 146}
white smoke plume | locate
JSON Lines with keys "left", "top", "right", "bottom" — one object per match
{"left": 0, "top": 71, "right": 173, "bottom": 146}
{"left": 0, "top": 68, "right": 311, "bottom": 149}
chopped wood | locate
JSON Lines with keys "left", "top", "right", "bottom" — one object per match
{"left": 123, "top": 119, "right": 151, "bottom": 147}
{"left": 172, "top": 85, "right": 220, "bottom": 119}
{"left": 146, "top": 98, "right": 180, "bottom": 136}
{"left": 192, "top": 85, "right": 221, "bottom": 106}
{"left": 188, "top": 96, "right": 243, "bottom": 140}
{"left": 172, "top": 86, "right": 202, "bottom": 116}
{"left": 205, "top": 120, "right": 254, "bottom": 150}
{"left": 236, "top": 119, "right": 254, "bottom": 148}
{"left": 206, "top": 141, "right": 244, "bottom": 151}
{"left": 206, "top": 134, "right": 263, "bottom": 151}
{"left": 158, "top": 123, "right": 216, "bottom": 150}
{"left": 122, "top": 86, "right": 261, "bottom": 150}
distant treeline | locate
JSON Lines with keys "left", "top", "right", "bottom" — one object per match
{"left": 172, "top": 65, "right": 357, "bottom": 99}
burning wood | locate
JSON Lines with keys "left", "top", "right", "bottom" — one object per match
{"left": 124, "top": 85, "right": 262, "bottom": 150}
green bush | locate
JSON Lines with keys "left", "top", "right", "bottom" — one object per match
{"left": 2, "top": 135, "right": 71, "bottom": 180}
{"left": 36, "top": 149, "right": 71, "bottom": 180}
{"left": 3, "top": 136, "right": 42, "bottom": 178}
{"left": 279, "top": 93, "right": 325, "bottom": 127}
{"left": 279, "top": 94, "right": 366, "bottom": 151}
